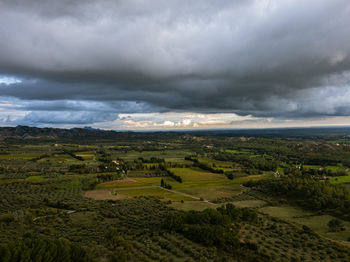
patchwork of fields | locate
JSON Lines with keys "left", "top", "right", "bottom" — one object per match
{"left": 1, "top": 136, "right": 350, "bottom": 261}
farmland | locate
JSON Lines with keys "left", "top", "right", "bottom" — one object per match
{"left": 1, "top": 126, "right": 350, "bottom": 261}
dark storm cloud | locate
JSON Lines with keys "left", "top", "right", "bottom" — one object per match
{"left": 1, "top": 0, "right": 350, "bottom": 120}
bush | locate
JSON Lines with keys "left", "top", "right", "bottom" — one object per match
{"left": 327, "top": 219, "right": 344, "bottom": 232}
{"left": 0, "top": 214, "right": 15, "bottom": 224}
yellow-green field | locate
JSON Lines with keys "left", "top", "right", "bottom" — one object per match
{"left": 169, "top": 167, "right": 227, "bottom": 183}
{"left": 89, "top": 167, "right": 267, "bottom": 204}
{"left": 76, "top": 151, "right": 95, "bottom": 160}
{"left": 174, "top": 184, "right": 243, "bottom": 200}
{"left": 25, "top": 175, "right": 46, "bottom": 183}
{"left": 38, "top": 154, "right": 82, "bottom": 163}
{"left": 230, "top": 200, "right": 267, "bottom": 208}
{"left": 331, "top": 175, "right": 350, "bottom": 184}
{"left": 116, "top": 187, "right": 196, "bottom": 202}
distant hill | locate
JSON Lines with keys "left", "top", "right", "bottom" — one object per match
{"left": 82, "top": 126, "right": 101, "bottom": 131}
{"left": 0, "top": 126, "right": 120, "bottom": 141}
{"left": 0, "top": 125, "right": 349, "bottom": 141}
{"left": 0, "top": 126, "right": 180, "bottom": 142}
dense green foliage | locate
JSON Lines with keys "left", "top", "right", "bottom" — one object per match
{"left": 0, "top": 237, "right": 93, "bottom": 262}
{"left": 164, "top": 203, "right": 257, "bottom": 251}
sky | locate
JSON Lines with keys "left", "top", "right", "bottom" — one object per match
{"left": 1, "top": 0, "right": 350, "bottom": 130}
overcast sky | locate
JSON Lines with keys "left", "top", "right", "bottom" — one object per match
{"left": 1, "top": 0, "right": 350, "bottom": 130}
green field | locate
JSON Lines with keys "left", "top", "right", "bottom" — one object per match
{"left": 25, "top": 175, "right": 46, "bottom": 183}
{"left": 91, "top": 166, "right": 267, "bottom": 203}
{"left": 90, "top": 164, "right": 268, "bottom": 203}
{"left": 115, "top": 150, "right": 191, "bottom": 161}
{"left": 169, "top": 167, "right": 227, "bottom": 183}
{"left": 38, "top": 154, "right": 82, "bottom": 163}
{"left": 175, "top": 184, "right": 243, "bottom": 200}
{"left": 260, "top": 205, "right": 350, "bottom": 243}
{"left": 331, "top": 175, "right": 350, "bottom": 184}
{"left": 96, "top": 178, "right": 145, "bottom": 189}
{"left": 116, "top": 186, "right": 197, "bottom": 202}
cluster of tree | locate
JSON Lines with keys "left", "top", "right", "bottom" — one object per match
{"left": 79, "top": 173, "right": 124, "bottom": 190}
{"left": 226, "top": 173, "right": 234, "bottom": 180}
{"left": 127, "top": 171, "right": 167, "bottom": 178}
{"left": 126, "top": 162, "right": 187, "bottom": 170}
{"left": 69, "top": 164, "right": 86, "bottom": 173}
{"left": 283, "top": 165, "right": 348, "bottom": 178}
{"left": 98, "top": 163, "right": 119, "bottom": 173}
{"left": 185, "top": 157, "right": 224, "bottom": 174}
{"left": 327, "top": 218, "right": 345, "bottom": 232}
{"left": 212, "top": 153, "right": 279, "bottom": 172}
{"left": 166, "top": 162, "right": 190, "bottom": 168}
{"left": 165, "top": 170, "right": 182, "bottom": 183}
{"left": 98, "top": 156, "right": 111, "bottom": 164}
{"left": 30, "top": 153, "right": 50, "bottom": 162}
{"left": 45, "top": 199, "right": 71, "bottom": 210}
{"left": 194, "top": 161, "right": 224, "bottom": 174}
{"left": 184, "top": 156, "right": 198, "bottom": 162}
{"left": 301, "top": 167, "right": 348, "bottom": 177}
{"left": 68, "top": 164, "right": 99, "bottom": 174}
{"left": 98, "top": 150, "right": 113, "bottom": 163}
{"left": 145, "top": 165, "right": 162, "bottom": 170}
{"left": 127, "top": 162, "right": 161, "bottom": 171}
{"left": 105, "top": 227, "right": 131, "bottom": 262}
{"left": 213, "top": 138, "right": 350, "bottom": 169}
{"left": 97, "top": 173, "right": 122, "bottom": 183}
{"left": 0, "top": 237, "right": 93, "bottom": 262}
{"left": 163, "top": 204, "right": 257, "bottom": 251}
{"left": 160, "top": 178, "right": 172, "bottom": 189}
{"left": 98, "top": 157, "right": 127, "bottom": 173}
{"left": 138, "top": 157, "right": 164, "bottom": 163}
{"left": 62, "top": 150, "right": 84, "bottom": 161}
{"left": 303, "top": 155, "right": 342, "bottom": 167}
{"left": 245, "top": 176, "right": 350, "bottom": 220}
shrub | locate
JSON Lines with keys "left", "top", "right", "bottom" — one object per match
{"left": 327, "top": 219, "right": 344, "bottom": 232}
{"left": 0, "top": 214, "right": 15, "bottom": 224}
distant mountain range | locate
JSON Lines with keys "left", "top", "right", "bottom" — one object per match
{"left": 0, "top": 125, "right": 350, "bottom": 141}
{"left": 0, "top": 125, "right": 119, "bottom": 141}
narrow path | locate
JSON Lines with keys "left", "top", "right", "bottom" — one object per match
{"left": 116, "top": 185, "right": 159, "bottom": 190}
{"left": 115, "top": 180, "right": 216, "bottom": 204}
{"left": 160, "top": 186, "right": 216, "bottom": 205}
{"left": 33, "top": 210, "right": 76, "bottom": 221}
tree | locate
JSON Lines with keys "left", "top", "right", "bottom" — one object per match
{"left": 328, "top": 219, "right": 344, "bottom": 232}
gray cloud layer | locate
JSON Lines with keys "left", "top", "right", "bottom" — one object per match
{"left": 1, "top": 0, "right": 350, "bottom": 125}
